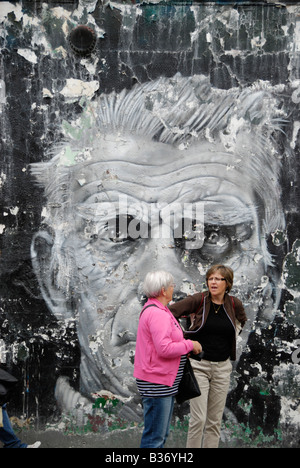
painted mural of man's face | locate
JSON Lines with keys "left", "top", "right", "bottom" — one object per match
{"left": 31, "top": 75, "right": 286, "bottom": 418}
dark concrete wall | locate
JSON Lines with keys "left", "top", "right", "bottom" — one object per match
{"left": 0, "top": 1, "right": 299, "bottom": 446}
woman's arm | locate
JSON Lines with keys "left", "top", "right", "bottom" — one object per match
{"left": 169, "top": 292, "right": 204, "bottom": 319}
{"left": 148, "top": 310, "right": 194, "bottom": 359}
{"left": 232, "top": 297, "right": 247, "bottom": 328}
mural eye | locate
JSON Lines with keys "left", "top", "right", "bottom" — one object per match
{"left": 202, "top": 223, "right": 253, "bottom": 253}
{"left": 175, "top": 222, "right": 253, "bottom": 262}
{"left": 206, "top": 230, "right": 222, "bottom": 245}
{"left": 201, "top": 226, "right": 231, "bottom": 256}
{"left": 105, "top": 215, "right": 149, "bottom": 243}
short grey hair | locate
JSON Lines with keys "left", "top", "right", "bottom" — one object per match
{"left": 143, "top": 271, "right": 175, "bottom": 298}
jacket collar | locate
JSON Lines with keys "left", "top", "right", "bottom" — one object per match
{"left": 206, "top": 291, "right": 230, "bottom": 303}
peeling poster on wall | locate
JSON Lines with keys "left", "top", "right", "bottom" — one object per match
{"left": 0, "top": 0, "right": 299, "bottom": 447}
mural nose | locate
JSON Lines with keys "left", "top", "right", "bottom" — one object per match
{"left": 110, "top": 239, "right": 195, "bottom": 347}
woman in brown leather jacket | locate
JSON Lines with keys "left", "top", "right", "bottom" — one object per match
{"left": 169, "top": 264, "right": 247, "bottom": 448}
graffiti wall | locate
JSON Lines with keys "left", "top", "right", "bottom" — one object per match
{"left": 0, "top": 0, "right": 299, "bottom": 446}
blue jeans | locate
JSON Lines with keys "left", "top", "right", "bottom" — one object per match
{"left": 140, "top": 396, "right": 175, "bottom": 448}
{"left": 0, "top": 405, "right": 27, "bottom": 448}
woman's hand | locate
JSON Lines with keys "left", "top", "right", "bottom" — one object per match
{"left": 191, "top": 341, "right": 202, "bottom": 355}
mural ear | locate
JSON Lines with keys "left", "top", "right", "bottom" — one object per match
{"left": 31, "top": 229, "right": 74, "bottom": 320}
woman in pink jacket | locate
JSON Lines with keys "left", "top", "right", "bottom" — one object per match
{"left": 134, "top": 271, "right": 201, "bottom": 448}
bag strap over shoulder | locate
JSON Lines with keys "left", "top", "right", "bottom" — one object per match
{"left": 139, "top": 304, "right": 160, "bottom": 319}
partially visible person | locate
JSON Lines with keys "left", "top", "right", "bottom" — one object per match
{"left": 0, "top": 343, "right": 41, "bottom": 449}
{"left": 0, "top": 405, "right": 41, "bottom": 449}
{"left": 169, "top": 265, "right": 247, "bottom": 448}
{"left": 134, "top": 270, "right": 202, "bottom": 448}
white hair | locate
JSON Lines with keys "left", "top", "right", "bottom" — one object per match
{"left": 31, "top": 74, "right": 286, "bottom": 237}
{"left": 30, "top": 74, "right": 288, "bottom": 294}
{"left": 143, "top": 271, "right": 175, "bottom": 298}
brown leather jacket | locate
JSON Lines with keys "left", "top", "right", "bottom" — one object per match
{"left": 169, "top": 291, "right": 247, "bottom": 361}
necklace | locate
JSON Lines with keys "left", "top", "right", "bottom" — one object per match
{"left": 212, "top": 302, "right": 223, "bottom": 314}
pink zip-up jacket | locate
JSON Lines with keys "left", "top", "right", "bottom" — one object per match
{"left": 133, "top": 298, "right": 194, "bottom": 387}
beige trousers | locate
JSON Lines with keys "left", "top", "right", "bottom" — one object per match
{"left": 186, "top": 358, "right": 232, "bottom": 448}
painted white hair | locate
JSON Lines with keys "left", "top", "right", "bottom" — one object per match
{"left": 30, "top": 74, "right": 289, "bottom": 295}
{"left": 143, "top": 271, "right": 175, "bottom": 298}
{"left": 31, "top": 73, "right": 286, "bottom": 237}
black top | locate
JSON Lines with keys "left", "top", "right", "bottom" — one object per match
{"left": 194, "top": 303, "right": 235, "bottom": 362}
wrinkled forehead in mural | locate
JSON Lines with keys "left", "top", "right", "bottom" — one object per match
{"left": 30, "top": 74, "right": 286, "bottom": 416}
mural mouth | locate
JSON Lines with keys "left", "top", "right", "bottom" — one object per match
{"left": 110, "top": 329, "right": 137, "bottom": 347}
{"left": 108, "top": 291, "right": 187, "bottom": 349}
{"left": 109, "top": 298, "right": 143, "bottom": 348}
{"left": 109, "top": 292, "right": 190, "bottom": 348}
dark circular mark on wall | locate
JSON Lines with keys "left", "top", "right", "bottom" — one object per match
{"left": 69, "top": 25, "right": 97, "bottom": 56}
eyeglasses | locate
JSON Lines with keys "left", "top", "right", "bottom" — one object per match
{"left": 207, "top": 277, "right": 226, "bottom": 283}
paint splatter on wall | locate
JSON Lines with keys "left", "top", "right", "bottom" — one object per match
{"left": 0, "top": 0, "right": 299, "bottom": 446}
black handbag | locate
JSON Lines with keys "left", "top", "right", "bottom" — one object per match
{"left": 0, "top": 367, "right": 18, "bottom": 405}
{"left": 176, "top": 358, "right": 201, "bottom": 404}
